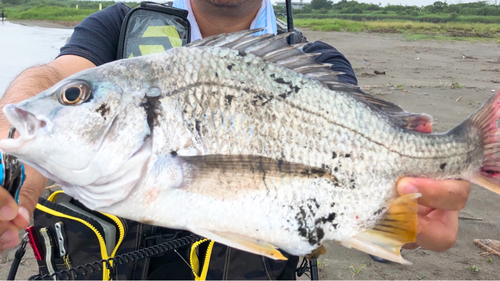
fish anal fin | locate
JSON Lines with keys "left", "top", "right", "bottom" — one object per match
{"left": 191, "top": 228, "right": 287, "bottom": 260}
{"left": 342, "top": 193, "right": 421, "bottom": 265}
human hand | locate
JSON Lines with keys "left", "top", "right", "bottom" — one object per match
{"left": 397, "top": 177, "right": 471, "bottom": 252}
{"left": 0, "top": 165, "right": 47, "bottom": 252}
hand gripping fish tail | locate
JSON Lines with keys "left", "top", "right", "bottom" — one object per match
{"left": 461, "top": 90, "right": 500, "bottom": 194}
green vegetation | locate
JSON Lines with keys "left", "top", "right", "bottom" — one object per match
{"left": 350, "top": 264, "right": 366, "bottom": 275}
{"left": 292, "top": 18, "right": 500, "bottom": 38}
{"left": 275, "top": 0, "right": 500, "bottom": 24}
{"left": 487, "top": 257, "right": 493, "bottom": 263}
{"left": 1, "top": 0, "right": 138, "bottom": 21}
{"left": 469, "top": 265, "right": 480, "bottom": 273}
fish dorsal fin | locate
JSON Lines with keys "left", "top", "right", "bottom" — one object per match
{"left": 189, "top": 228, "right": 287, "bottom": 260}
{"left": 341, "top": 193, "right": 420, "bottom": 264}
{"left": 186, "top": 29, "right": 433, "bottom": 132}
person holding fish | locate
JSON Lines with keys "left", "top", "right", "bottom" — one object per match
{"left": 0, "top": 0, "right": 479, "bottom": 279}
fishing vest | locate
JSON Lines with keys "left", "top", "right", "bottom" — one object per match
{"left": 30, "top": 3, "right": 304, "bottom": 279}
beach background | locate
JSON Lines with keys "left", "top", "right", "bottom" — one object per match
{"left": 0, "top": 19, "right": 499, "bottom": 279}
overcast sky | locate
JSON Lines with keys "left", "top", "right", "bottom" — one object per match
{"left": 273, "top": 0, "right": 496, "bottom": 6}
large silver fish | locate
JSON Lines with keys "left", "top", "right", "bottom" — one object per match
{"left": 1, "top": 30, "right": 499, "bottom": 264}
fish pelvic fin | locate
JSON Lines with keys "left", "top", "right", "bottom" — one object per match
{"left": 190, "top": 228, "right": 287, "bottom": 261}
{"left": 341, "top": 193, "right": 420, "bottom": 265}
{"left": 463, "top": 90, "right": 500, "bottom": 194}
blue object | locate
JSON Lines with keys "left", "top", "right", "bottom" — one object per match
{"left": 0, "top": 162, "right": 4, "bottom": 186}
{"left": 15, "top": 165, "right": 26, "bottom": 203}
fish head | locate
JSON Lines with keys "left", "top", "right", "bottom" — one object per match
{"left": 0, "top": 66, "right": 154, "bottom": 209}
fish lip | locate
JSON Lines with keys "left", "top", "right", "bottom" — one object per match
{"left": 0, "top": 104, "right": 43, "bottom": 151}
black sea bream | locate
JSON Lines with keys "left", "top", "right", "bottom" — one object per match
{"left": 1, "top": 30, "right": 500, "bottom": 264}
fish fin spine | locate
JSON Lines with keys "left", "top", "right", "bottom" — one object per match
{"left": 342, "top": 193, "right": 420, "bottom": 265}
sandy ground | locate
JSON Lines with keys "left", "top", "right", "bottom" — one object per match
{"left": 0, "top": 21, "right": 499, "bottom": 279}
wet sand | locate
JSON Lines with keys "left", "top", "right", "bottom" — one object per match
{"left": 1, "top": 25, "right": 499, "bottom": 279}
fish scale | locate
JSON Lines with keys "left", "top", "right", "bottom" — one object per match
{"left": 1, "top": 30, "right": 500, "bottom": 264}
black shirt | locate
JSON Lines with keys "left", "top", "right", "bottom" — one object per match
{"left": 59, "top": 2, "right": 358, "bottom": 86}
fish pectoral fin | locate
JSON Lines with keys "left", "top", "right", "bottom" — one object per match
{"left": 190, "top": 228, "right": 287, "bottom": 260}
{"left": 341, "top": 193, "right": 421, "bottom": 265}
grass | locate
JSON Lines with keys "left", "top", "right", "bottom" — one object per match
{"left": 469, "top": 265, "right": 480, "bottom": 273}
{"left": 4, "top": 6, "right": 98, "bottom": 21}
{"left": 487, "top": 257, "right": 493, "bottom": 263}
{"left": 294, "top": 18, "right": 500, "bottom": 39}
{"left": 350, "top": 264, "right": 366, "bottom": 275}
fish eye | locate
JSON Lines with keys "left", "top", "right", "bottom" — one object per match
{"left": 59, "top": 81, "right": 92, "bottom": 105}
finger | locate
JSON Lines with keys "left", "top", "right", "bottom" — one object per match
{"left": 414, "top": 210, "right": 459, "bottom": 252}
{"left": 0, "top": 187, "right": 18, "bottom": 222}
{"left": 397, "top": 177, "right": 471, "bottom": 210}
{"left": 0, "top": 236, "right": 20, "bottom": 251}
{"left": 0, "top": 222, "right": 20, "bottom": 252}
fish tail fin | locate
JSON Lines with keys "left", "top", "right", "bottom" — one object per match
{"left": 463, "top": 90, "right": 500, "bottom": 194}
{"left": 341, "top": 193, "right": 420, "bottom": 265}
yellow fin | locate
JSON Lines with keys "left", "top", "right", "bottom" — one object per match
{"left": 341, "top": 193, "right": 421, "bottom": 265}
{"left": 190, "top": 228, "right": 287, "bottom": 260}
{"left": 471, "top": 175, "right": 500, "bottom": 194}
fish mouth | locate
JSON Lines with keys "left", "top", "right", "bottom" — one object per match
{"left": 0, "top": 104, "right": 46, "bottom": 152}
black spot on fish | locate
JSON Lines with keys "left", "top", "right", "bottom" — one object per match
{"left": 373, "top": 207, "right": 385, "bottom": 216}
{"left": 227, "top": 63, "right": 234, "bottom": 71}
{"left": 96, "top": 103, "right": 109, "bottom": 120}
{"left": 316, "top": 228, "right": 324, "bottom": 242}
{"left": 334, "top": 167, "right": 338, "bottom": 172}
{"left": 238, "top": 50, "right": 247, "bottom": 57}
{"left": 270, "top": 73, "right": 275, "bottom": 78}
{"left": 332, "top": 224, "right": 338, "bottom": 229}
{"left": 332, "top": 152, "right": 337, "bottom": 159}
{"left": 440, "top": 163, "right": 447, "bottom": 170}
{"left": 345, "top": 153, "right": 351, "bottom": 158}
{"left": 350, "top": 179, "right": 356, "bottom": 189}
{"left": 215, "top": 72, "right": 219, "bottom": 78}
{"left": 275, "top": 78, "right": 287, "bottom": 84}
{"left": 140, "top": 96, "right": 162, "bottom": 132}
{"left": 277, "top": 159, "right": 284, "bottom": 172}
{"left": 170, "top": 151, "right": 177, "bottom": 156}
{"left": 195, "top": 120, "right": 202, "bottom": 136}
{"left": 316, "top": 212, "right": 336, "bottom": 225}
{"left": 312, "top": 199, "right": 320, "bottom": 209}
{"left": 225, "top": 95, "right": 234, "bottom": 105}
{"left": 293, "top": 85, "right": 301, "bottom": 93}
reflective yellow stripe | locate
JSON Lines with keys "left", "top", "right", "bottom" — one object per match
{"left": 36, "top": 204, "right": 111, "bottom": 280}
{"left": 139, "top": 44, "right": 166, "bottom": 55}
{"left": 142, "top": 25, "right": 182, "bottom": 48}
